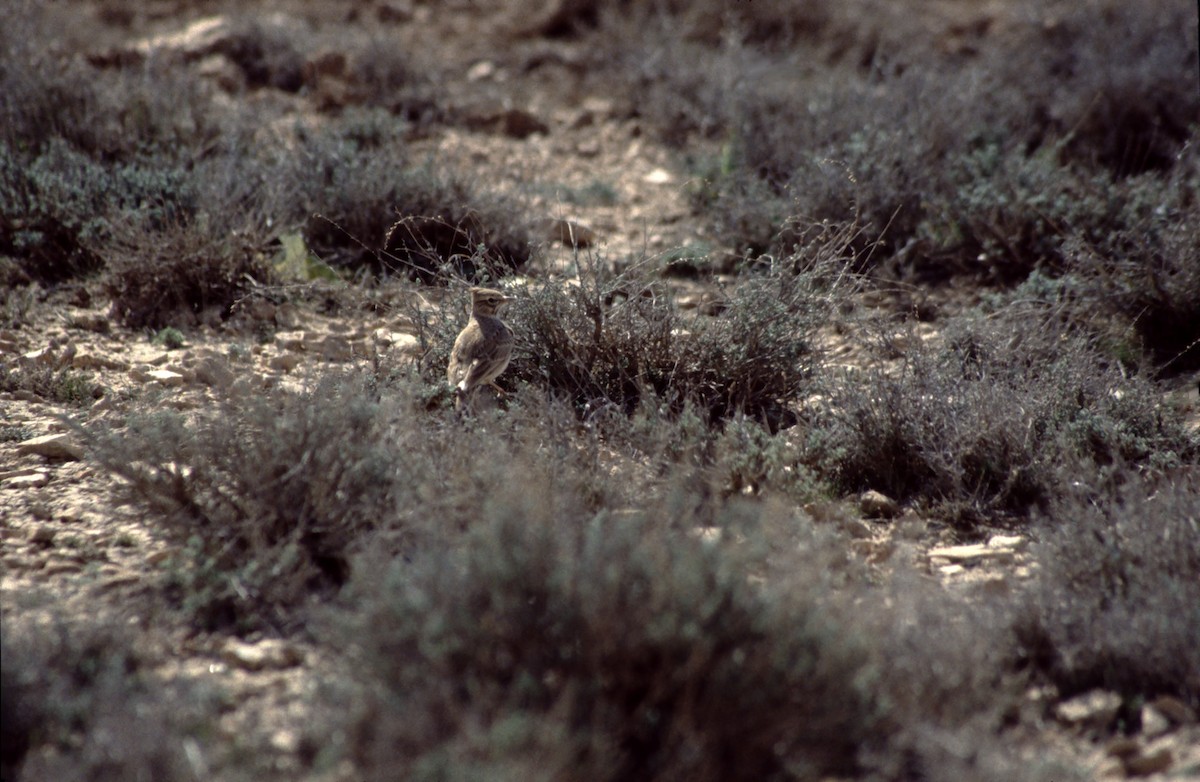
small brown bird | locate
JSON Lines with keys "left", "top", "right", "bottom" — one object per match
{"left": 447, "top": 287, "right": 514, "bottom": 411}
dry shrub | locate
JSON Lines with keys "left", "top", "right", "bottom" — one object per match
{"left": 1017, "top": 472, "right": 1200, "bottom": 711}
{"left": 487, "top": 226, "right": 857, "bottom": 425}
{"left": 85, "top": 373, "right": 403, "bottom": 631}
{"left": 808, "top": 308, "right": 1196, "bottom": 523}
{"left": 1, "top": 615, "right": 213, "bottom": 782}
{"left": 347, "top": 507, "right": 882, "bottom": 782}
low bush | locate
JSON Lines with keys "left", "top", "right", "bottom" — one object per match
{"left": 1, "top": 616, "right": 212, "bottom": 782}
{"left": 1016, "top": 472, "right": 1200, "bottom": 711}
{"left": 597, "top": 0, "right": 1197, "bottom": 283}
{"left": 440, "top": 230, "right": 857, "bottom": 424}
{"left": 0, "top": 363, "right": 99, "bottom": 406}
{"left": 346, "top": 508, "right": 883, "bottom": 782}
{"left": 85, "top": 373, "right": 406, "bottom": 632}
{"left": 283, "top": 131, "right": 532, "bottom": 283}
{"left": 1069, "top": 153, "right": 1200, "bottom": 374}
{"left": 806, "top": 309, "right": 1196, "bottom": 523}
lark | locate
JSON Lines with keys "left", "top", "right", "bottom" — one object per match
{"left": 447, "top": 287, "right": 514, "bottom": 411}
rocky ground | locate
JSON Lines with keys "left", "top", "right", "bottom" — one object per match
{"left": 3, "top": 1, "right": 1200, "bottom": 779}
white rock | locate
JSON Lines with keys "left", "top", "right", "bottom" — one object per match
{"left": 928, "top": 543, "right": 1015, "bottom": 565}
{"left": 987, "top": 534, "right": 1025, "bottom": 549}
{"left": 1141, "top": 705, "right": 1171, "bottom": 738}
{"left": 147, "top": 369, "right": 185, "bottom": 387}
{"left": 17, "top": 434, "right": 84, "bottom": 461}
{"left": 859, "top": 490, "right": 900, "bottom": 519}
{"left": 219, "top": 638, "right": 303, "bottom": 671}
{"left": 1055, "top": 690, "right": 1122, "bottom": 730}
{"left": 2, "top": 472, "right": 50, "bottom": 489}
{"left": 643, "top": 167, "right": 674, "bottom": 184}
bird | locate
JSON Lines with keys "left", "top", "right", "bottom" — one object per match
{"left": 447, "top": 286, "right": 514, "bottom": 411}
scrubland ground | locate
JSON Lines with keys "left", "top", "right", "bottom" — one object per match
{"left": 2, "top": 1, "right": 1200, "bottom": 780}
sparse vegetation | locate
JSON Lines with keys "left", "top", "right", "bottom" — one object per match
{"left": 5, "top": 0, "right": 1199, "bottom": 779}
{"left": 1, "top": 364, "right": 100, "bottom": 406}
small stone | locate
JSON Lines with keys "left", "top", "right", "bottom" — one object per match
{"left": 43, "top": 561, "right": 83, "bottom": 576}
{"left": 29, "top": 525, "right": 56, "bottom": 545}
{"left": 542, "top": 217, "right": 598, "bottom": 248}
{"left": 841, "top": 518, "right": 873, "bottom": 539}
{"left": 374, "top": 330, "right": 420, "bottom": 356}
{"left": 499, "top": 108, "right": 548, "bottom": 139}
{"left": 1123, "top": 746, "right": 1173, "bottom": 776}
{"left": 928, "top": 543, "right": 1014, "bottom": 565}
{"left": 1105, "top": 737, "right": 1141, "bottom": 758}
{"left": 72, "top": 353, "right": 129, "bottom": 371}
{"left": 643, "top": 167, "right": 674, "bottom": 184}
{"left": 1149, "top": 696, "right": 1196, "bottom": 725}
{"left": 191, "top": 356, "right": 235, "bottom": 389}
{"left": 17, "top": 433, "right": 84, "bottom": 461}
{"left": 859, "top": 490, "right": 900, "bottom": 519}
{"left": 275, "top": 332, "right": 307, "bottom": 352}
{"left": 94, "top": 573, "right": 141, "bottom": 593}
{"left": 147, "top": 550, "right": 172, "bottom": 566}
{"left": 247, "top": 299, "right": 277, "bottom": 322}
{"left": 318, "top": 336, "right": 353, "bottom": 362}
{"left": 274, "top": 303, "right": 301, "bottom": 329}
{"left": 377, "top": 0, "right": 414, "bottom": 23}
{"left": 2, "top": 471, "right": 50, "bottom": 489}
{"left": 22, "top": 347, "right": 59, "bottom": 366}
{"left": 466, "top": 60, "right": 495, "bottom": 81}
{"left": 147, "top": 369, "right": 185, "bottom": 387}
{"left": 1141, "top": 705, "right": 1171, "bottom": 737}
{"left": 1055, "top": 690, "right": 1122, "bottom": 730}
{"left": 220, "top": 638, "right": 303, "bottom": 672}
{"left": 987, "top": 534, "right": 1025, "bottom": 550}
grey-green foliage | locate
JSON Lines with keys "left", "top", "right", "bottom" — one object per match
{"left": 1018, "top": 474, "right": 1200, "bottom": 709}
{"left": 349, "top": 508, "right": 882, "bottom": 782}
{"left": 501, "top": 238, "right": 853, "bottom": 424}
{"left": 0, "top": 138, "right": 196, "bottom": 282}
{"left": 808, "top": 310, "right": 1196, "bottom": 523}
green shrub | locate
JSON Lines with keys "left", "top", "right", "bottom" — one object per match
{"left": 0, "top": 140, "right": 192, "bottom": 284}
{"left": 0, "top": 363, "right": 99, "bottom": 406}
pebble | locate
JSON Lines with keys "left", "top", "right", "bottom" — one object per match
{"left": 220, "top": 639, "right": 304, "bottom": 672}
{"left": 1123, "top": 745, "right": 1173, "bottom": 776}
{"left": 268, "top": 353, "right": 303, "bottom": 371}
{"left": 1055, "top": 690, "right": 1122, "bottom": 730}
{"left": 859, "top": 489, "right": 900, "bottom": 519}
{"left": 29, "top": 525, "right": 57, "bottom": 545}
{"left": 928, "top": 543, "right": 1015, "bottom": 565}
{"left": 2, "top": 471, "right": 50, "bottom": 489}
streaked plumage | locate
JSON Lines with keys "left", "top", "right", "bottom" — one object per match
{"left": 447, "top": 287, "right": 513, "bottom": 411}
